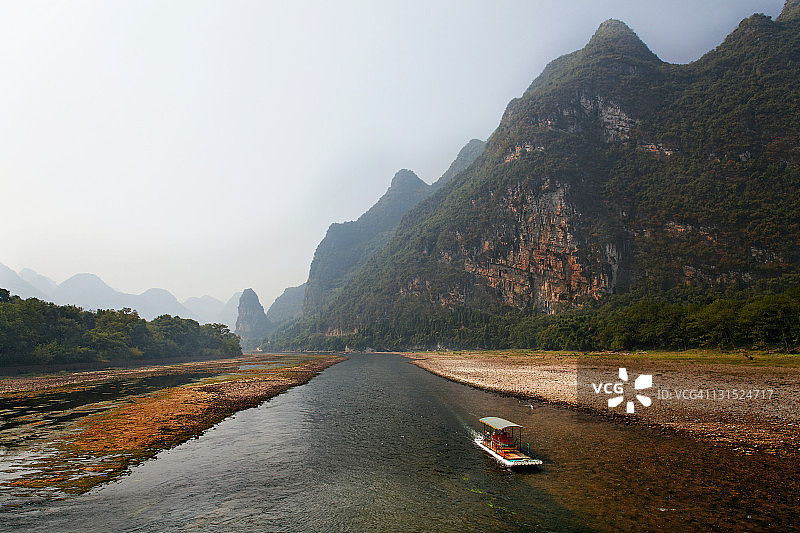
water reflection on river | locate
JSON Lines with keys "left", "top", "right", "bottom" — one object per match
{"left": 2, "top": 354, "right": 797, "bottom": 531}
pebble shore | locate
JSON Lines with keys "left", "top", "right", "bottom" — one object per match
{"left": 406, "top": 351, "right": 800, "bottom": 458}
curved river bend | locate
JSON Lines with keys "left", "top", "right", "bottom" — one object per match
{"left": 3, "top": 354, "right": 797, "bottom": 531}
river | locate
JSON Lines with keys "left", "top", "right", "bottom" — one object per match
{"left": 2, "top": 353, "right": 797, "bottom": 531}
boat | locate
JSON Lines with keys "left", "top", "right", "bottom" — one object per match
{"left": 475, "top": 416, "right": 542, "bottom": 468}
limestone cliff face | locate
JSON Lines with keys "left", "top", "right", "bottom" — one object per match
{"left": 235, "top": 288, "right": 272, "bottom": 339}
{"left": 421, "top": 22, "right": 650, "bottom": 312}
{"left": 383, "top": 172, "right": 627, "bottom": 316}
{"left": 457, "top": 179, "right": 619, "bottom": 313}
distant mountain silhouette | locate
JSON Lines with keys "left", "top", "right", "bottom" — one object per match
{"left": 48, "top": 274, "right": 198, "bottom": 320}
{"left": 135, "top": 288, "right": 200, "bottom": 321}
{"left": 1, "top": 265, "right": 227, "bottom": 322}
{"left": 52, "top": 273, "right": 127, "bottom": 310}
{"left": 217, "top": 291, "right": 242, "bottom": 330}
{"left": 0, "top": 263, "right": 47, "bottom": 300}
{"left": 1, "top": 263, "right": 253, "bottom": 329}
{"left": 183, "top": 295, "right": 225, "bottom": 324}
{"left": 18, "top": 268, "right": 58, "bottom": 296}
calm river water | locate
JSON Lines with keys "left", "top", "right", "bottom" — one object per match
{"left": 2, "top": 353, "right": 797, "bottom": 531}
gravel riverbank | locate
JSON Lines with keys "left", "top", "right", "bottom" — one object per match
{"left": 406, "top": 351, "right": 800, "bottom": 458}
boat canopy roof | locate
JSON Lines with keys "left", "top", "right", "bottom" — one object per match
{"left": 479, "top": 416, "right": 524, "bottom": 430}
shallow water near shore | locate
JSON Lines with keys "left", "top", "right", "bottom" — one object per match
{"left": 2, "top": 353, "right": 798, "bottom": 531}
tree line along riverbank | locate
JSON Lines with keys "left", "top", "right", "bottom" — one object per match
{"left": 267, "top": 276, "right": 800, "bottom": 352}
{"left": 0, "top": 288, "right": 241, "bottom": 366}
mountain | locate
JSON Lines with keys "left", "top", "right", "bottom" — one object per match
{"left": 181, "top": 292, "right": 243, "bottom": 328}
{"left": 303, "top": 169, "right": 433, "bottom": 313}
{"left": 431, "top": 139, "right": 487, "bottom": 191}
{"left": 265, "top": 139, "right": 485, "bottom": 331}
{"left": 18, "top": 268, "right": 57, "bottom": 297}
{"left": 266, "top": 283, "right": 305, "bottom": 325}
{"left": 134, "top": 288, "right": 199, "bottom": 321}
{"left": 217, "top": 291, "right": 242, "bottom": 330}
{"left": 302, "top": 140, "right": 486, "bottom": 316}
{"left": 52, "top": 273, "right": 125, "bottom": 310}
{"left": 0, "top": 263, "right": 47, "bottom": 300}
{"left": 289, "top": 6, "right": 800, "bottom": 348}
{"left": 183, "top": 295, "right": 225, "bottom": 324}
{"left": 235, "top": 288, "right": 272, "bottom": 342}
{"left": 783, "top": 0, "right": 800, "bottom": 21}
{"left": 1, "top": 264, "right": 242, "bottom": 324}
{"left": 50, "top": 274, "right": 197, "bottom": 320}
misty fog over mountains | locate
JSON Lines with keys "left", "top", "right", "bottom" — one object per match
{"left": 0, "top": 262, "right": 239, "bottom": 329}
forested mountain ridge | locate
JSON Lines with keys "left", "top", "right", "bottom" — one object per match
{"left": 301, "top": 139, "right": 487, "bottom": 318}
{"left": 265, "top": 283, "right": 305, "bottom": 325}
{"left": 273, "top": 3, "right": 800, "bottom": 350}
{"left": 431, "top": 138, "right": 487, "bottom": 191}
{"left": 303, "top": 169, "right": 432, "bottom": 314}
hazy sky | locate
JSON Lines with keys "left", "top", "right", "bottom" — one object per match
{"left": 0, "top": 0, "right": 785, "bottom": 307}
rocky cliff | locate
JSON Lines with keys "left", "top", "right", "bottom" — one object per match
{"left": 235, "top": 288, "right": 272, "bottom": 340}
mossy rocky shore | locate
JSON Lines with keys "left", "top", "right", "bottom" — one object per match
{"left": 1, "top": 354, "right": 343, "bottom": 496}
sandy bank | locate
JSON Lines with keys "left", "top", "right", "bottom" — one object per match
{"left": 406, "top": 351, "right": 800, "bottom": 458}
